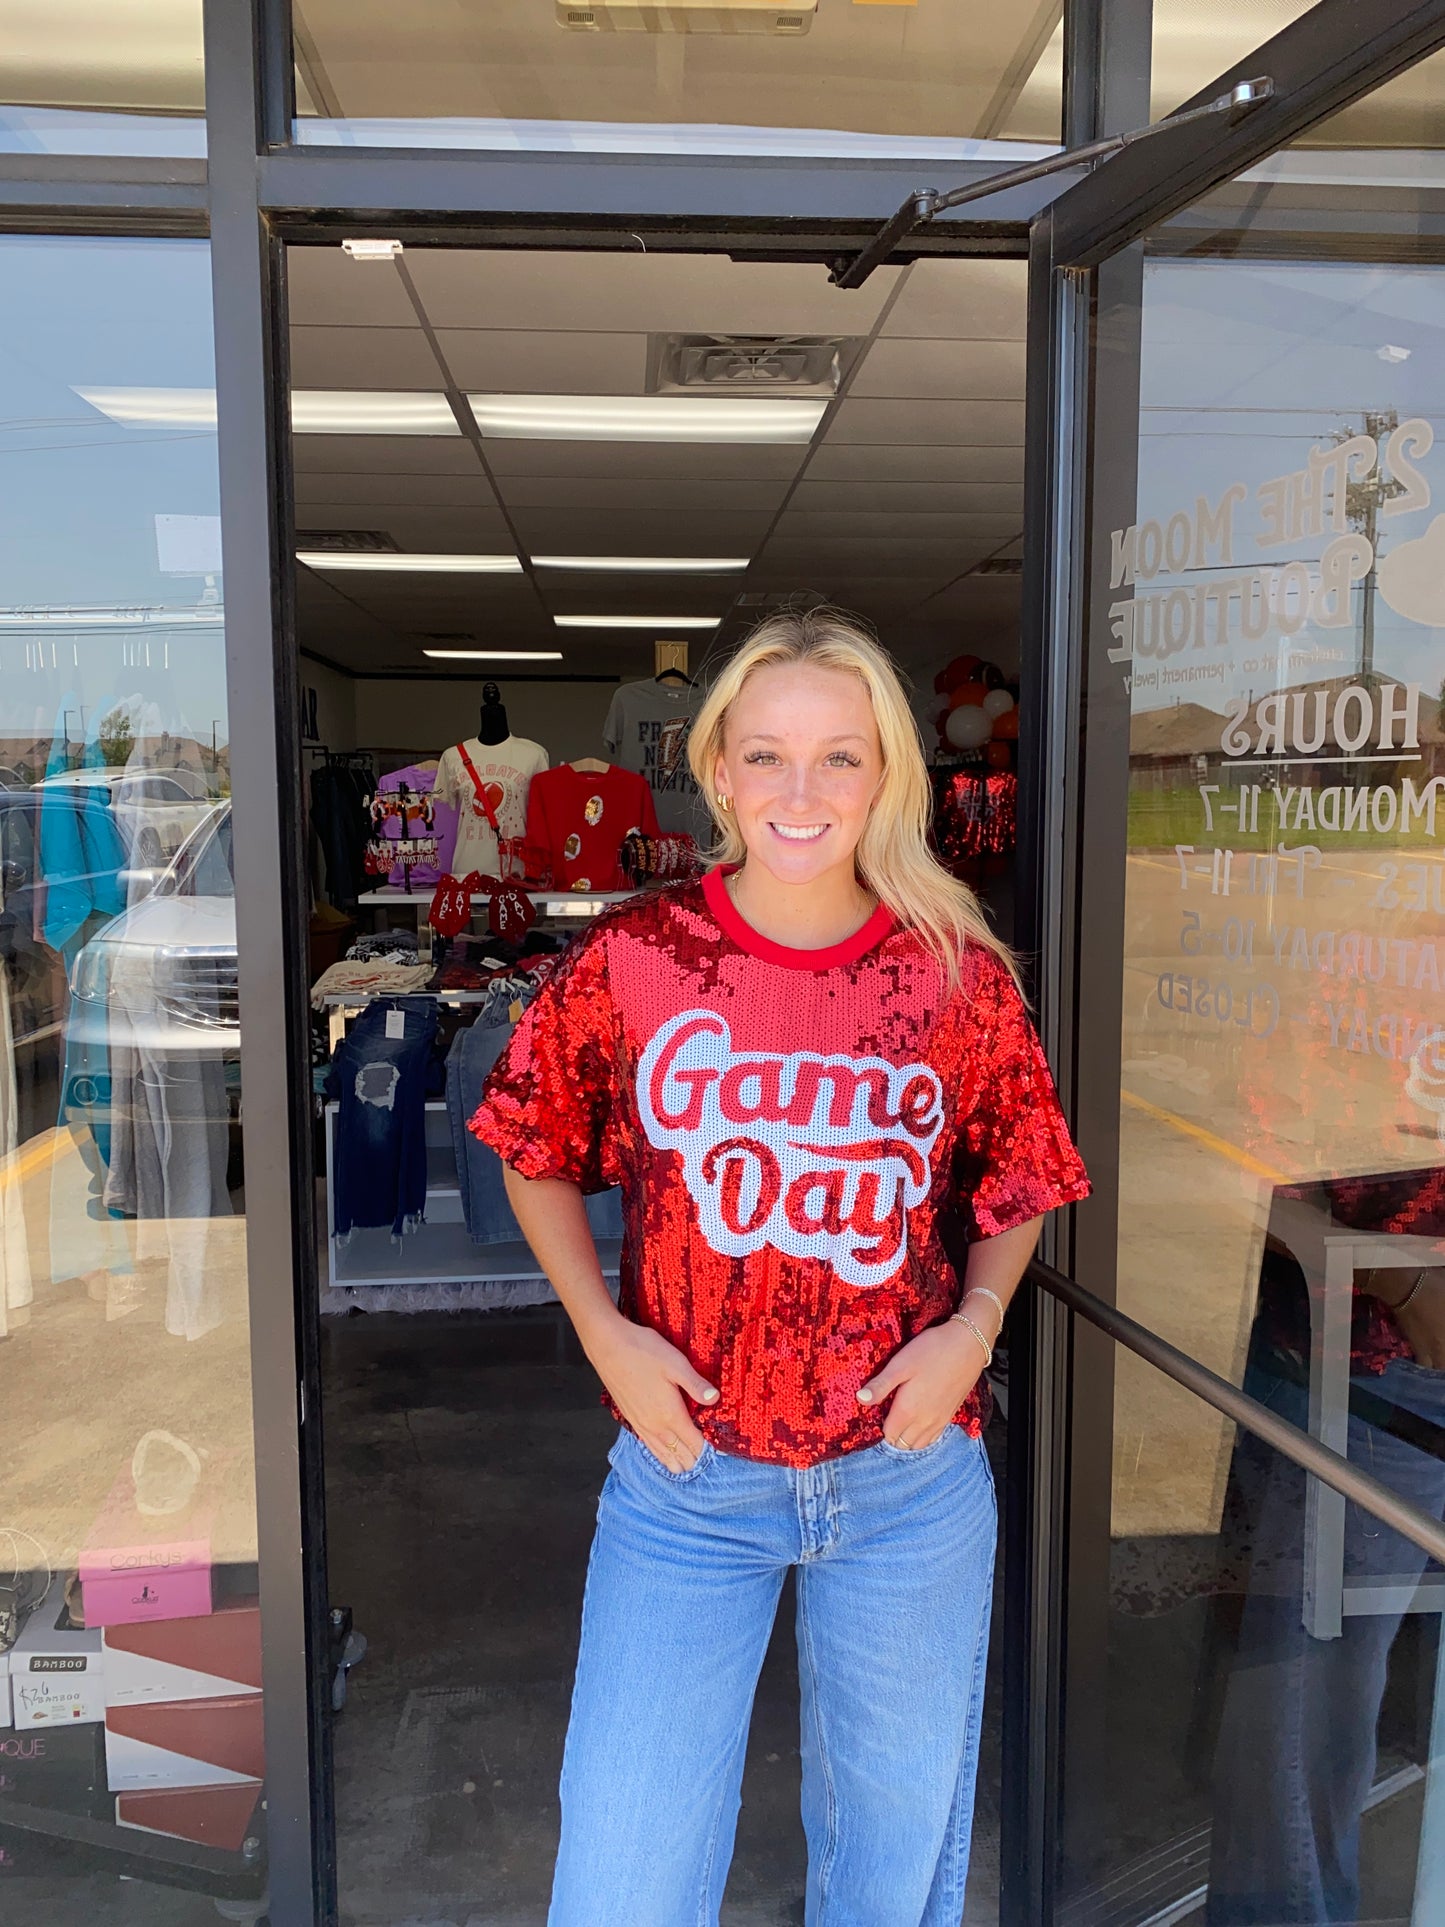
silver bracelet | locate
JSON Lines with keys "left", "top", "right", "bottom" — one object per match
{"left": 1394, "top": 1269, "right": 1431, "bottom": 1314}
{"left": 949, "top": 1310, "right": 994, "bottom": 1368}
{"left": 965, "top": 1286, "right": 1007, "bottom": 1332}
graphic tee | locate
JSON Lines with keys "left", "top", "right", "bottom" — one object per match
{"left": 433, "top": 735, "right": 548, "bottom": 880}
{"left": 364, "top": 762, "right": 459, "bottom": 890}
{"left": 470, "top": 869, "right": 1090, "bottom": 1467}
{"left": 602, "top": 679, "right": 702, "bottom": 836}
{"left": 522, "top": 763, "right": 660, "bottom": 892}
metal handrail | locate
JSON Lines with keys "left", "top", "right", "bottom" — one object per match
{"left": 1028, "top": 1258, "right": 1445, "bottom": 1569}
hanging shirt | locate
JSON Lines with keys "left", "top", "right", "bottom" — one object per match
{"left": 363, "top": 762, "right": 458, "bottom": 891}
{"left": 522, "top": 763, "right": 659, "bottom": 892}
{"left": 433, "top": 735, "right": 548, "bottom": 880}
{"left": 470, "top": 869, "right": 1090, "bottom": 1468}
{"left": 601, "top": 680, "right": 703, "bottom": 836}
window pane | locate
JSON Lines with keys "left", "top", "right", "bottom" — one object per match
{"left": 0, "top": 3, "right": 205, "bottom": 157}
{"left": 0, "top": 236, "right": 265, "bottom": 1918}
{"left": 1060, "top": 1358, "right": 1445, "bottom": 1923}
{"left": 291, "top": 0, "right": 1060, "bottom": 155}
{"left": 1150, "top": 0, "right": 1445, "bottom": 145}
{"left": 1066, "top": 49, "right": 1445, "bottom": 1919}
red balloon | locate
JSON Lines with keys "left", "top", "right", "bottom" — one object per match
{"left": 985, "top": 741, "right": 1013, "bottom": 770}
{"left": 991, "top": 708, "right": 1020, "bottom": 741}
{"left": 939, "top": 654, "right": 982, "bottom": 692}
{"left": 948, "top": 681, "right": 988, "bottom": 709}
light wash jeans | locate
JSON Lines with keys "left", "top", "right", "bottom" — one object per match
{"left": 549, "top": 1418, "right": 998, "bottom": 1927}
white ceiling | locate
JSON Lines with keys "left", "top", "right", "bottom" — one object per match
{"left": 289, "top": 245, "right": 1028, "bottom": 682}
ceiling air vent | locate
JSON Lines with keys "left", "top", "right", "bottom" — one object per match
{"left": 652, "top": 333, "right": 852, "bottom": 397}
{"left": 557, "top": 0, "right": 815, "bottom": 32}
{"left": 296, "top": 530, "right": 400, "bottom": 553}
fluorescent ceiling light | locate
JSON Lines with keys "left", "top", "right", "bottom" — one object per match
{"left": 74, "top": 386, "right": 217, "bottom": 427}
{"left": 292, "top": 391, "right": 459, "bottom": 435}
{"left": 466, "top": 393, "right": 826, "bottom": 443}
{"left": 297, "top": 551, "right": 522, "bottom": 573}
{"left": 73, "top": 386, "right": 461, "bottom": 435}
{"left": 534, "top": 555, "right": 749, "bottom": 573}
{"left": 423, "top": 649, "right": 563, "bottom": 660}
{"left": 554, "top": 615, "right": 720, "bottom": 629}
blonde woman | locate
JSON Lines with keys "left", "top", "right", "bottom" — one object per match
{"left": 471, "top": 609, "right": 1089, "bottom": 1926}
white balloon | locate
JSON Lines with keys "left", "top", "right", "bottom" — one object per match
{"left": 982, "top": 688, "right": 1015, "bottom": 719}
{"left": 945, "top": 705, "right": 992, "bottom": 750}
{"left": 926, "top": 691, "right": 950, "bottom": 723}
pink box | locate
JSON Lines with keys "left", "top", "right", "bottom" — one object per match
{"left": 79, "top": 1474, "right": 215, "bottom": 1629}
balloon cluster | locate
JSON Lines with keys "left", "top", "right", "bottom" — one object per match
{"left": 927, "top": 655, "right": 1019, "bottom": 770}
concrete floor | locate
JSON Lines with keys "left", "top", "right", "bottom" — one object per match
{"left": 322, "top": 1304, "right": 1004, "bottom": 1927}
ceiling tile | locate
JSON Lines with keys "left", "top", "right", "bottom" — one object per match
{"left": 434, "top": 329, "right": 649, "bottom": 393}
{"left": 768, "top": 510, "right": 1022, "bottom": 543}
{"left": 292, "top": 435, "right": 481, "bottom": 475}
{"left": 756, "top": 538, "right": 992, "bottom": 573}
{"left": 849, "top": 337, "right": 1027, "bottom": 401}
{"left": 827, "top": 399, "right": 1025, "bottom": 446}
{"left": 495, "top": 476, "right": 788, "bottom": 514}
{"left": 288, "top": 247, "right": 420, "bottom": 327}
{"left": 805, "top": 443, "right": 1026, "bottom": 484}
{"left": 480, "top": 440, "right": 809, "bottom": 481}
{"left": 788, "top": 479, "right": 1025, "bottom": 514}
{"left": 289, "top": 325, "right": 440, "bottom": 389}
{"left": 882, "top": 259, "right": 1028, "bottom": 340}
{"left": 292, "top": 472, "right": 496, "bottom": 508}
{"left": 509, "top": 510, "right": 773, "bottom": 553}
{"left": 296, "top": 507, "right": 515, "bottom": 549}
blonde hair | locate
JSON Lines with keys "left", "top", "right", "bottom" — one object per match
{"left": 688, "top": 607, "right": 1020, "bottom": 991}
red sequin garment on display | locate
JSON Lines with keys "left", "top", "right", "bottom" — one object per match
{"left": 931, "top": 769, "right": 1018, "bottom": 878}
{"left": 469, "top": 868, "right": 1089, "bottom": 1467}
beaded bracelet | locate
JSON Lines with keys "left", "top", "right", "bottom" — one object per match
{"left": 949, "top": 1310, "right": 994, "bottom": 1368}
{"left": 965, "top": 1285, "right": 1007, "bottom": 1330}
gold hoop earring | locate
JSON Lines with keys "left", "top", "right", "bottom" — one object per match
{"left": 716, "top": 792, "right": 733, "bottom": 814}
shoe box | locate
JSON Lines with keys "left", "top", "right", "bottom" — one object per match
{"left": 102, "top": 1600, "right": 263, "bottom": 1804}
{"left": 79, "top": 1467, "right": 217, "bottom": 1629}
{"left": 9, "top": 1575, "right": 105, "bottom": 1730}
{"left": 104, "top": 1695, "right": 264, "bottom": 1792}
{"left": 102, "top": 1601, "right": 260, "bottom": 1706}
{"left": 0, "top": 1581, "right": 265, "bottom": 1841}
{"left": 115, "top": 1780, "right": 264, "bottom": 1855}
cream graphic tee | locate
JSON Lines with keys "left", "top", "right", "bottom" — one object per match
{"left": 434, "top": 735, "right": 548, "bottom": 878}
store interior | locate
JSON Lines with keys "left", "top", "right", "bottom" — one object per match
{"left": 288, "top": 239, "right": 1028, "bottom": 1925}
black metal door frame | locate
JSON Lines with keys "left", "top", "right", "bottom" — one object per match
{"left": 1013, "top": 2, "right": 1445, "bottom": 1917}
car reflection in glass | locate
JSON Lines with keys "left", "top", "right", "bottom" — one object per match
{"left": 65, "top": 804, "right": 238, "bottom": 1063}
{"left": 33, "top": 763, "right": 218, "bottom": 871}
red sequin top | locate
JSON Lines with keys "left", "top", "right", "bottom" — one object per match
{"left": 469, "top": 869, "right": 1091, "bottom": 1466}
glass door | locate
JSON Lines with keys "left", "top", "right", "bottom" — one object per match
{"left": 1031, "top": 21, "right": 1445, "bottom": 1927}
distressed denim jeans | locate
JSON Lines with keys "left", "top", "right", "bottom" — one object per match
{"left": 549, "top": 1419, "right": 997, "bottom": 1927}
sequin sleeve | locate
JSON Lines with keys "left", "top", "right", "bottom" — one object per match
{"left": 467, "top": 928, "right": 618, "bottom": 1190}
{"left": 953, "top": 952, "right": 1090, "bottom": 1238}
